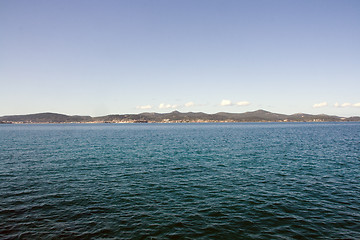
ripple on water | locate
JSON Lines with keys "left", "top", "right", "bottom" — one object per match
{"left": 0, "top": 123, "right": 360, "bottom": 239}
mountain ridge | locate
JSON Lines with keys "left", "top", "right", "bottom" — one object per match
{"left": 0, "top": 110, "right": 359, "bottom": 123}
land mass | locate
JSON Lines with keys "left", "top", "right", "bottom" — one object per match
{"left": 0, "top": 110, "right": 359, "bottom": 124}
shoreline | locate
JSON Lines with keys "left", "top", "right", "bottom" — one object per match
{"left": 2, "top": 120, "right": 360, "bottom": 124}
{"left": 1, "top": 110, "right": 359, "bottom": 124}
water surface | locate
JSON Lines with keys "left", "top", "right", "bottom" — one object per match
{"left": 1, "top": 122, "right": 359, "bottom": 239}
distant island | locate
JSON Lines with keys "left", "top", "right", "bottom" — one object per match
{"left": 0, "top": 110, "right": 359, "bottom": 124}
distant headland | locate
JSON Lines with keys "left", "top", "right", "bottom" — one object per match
{"left": 0, "top": 110, "right": 359, "bottom": 124}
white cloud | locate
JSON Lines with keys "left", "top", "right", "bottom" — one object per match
{"left": 236, "top": 101, "right": 250, "bottom": 106}
{"left": 221, "top": 99, "right": 251, "bottom": 107}
{"left": 334, "top": 102, "right": 360, "bottom": 108}
{"left": 136, "top": 105, "right": 152, "bottom": 110}
{"left": 341, "top": 103, "right": 351, "bottom": 107}
{"left": 220, "top": 99, "right": 232, "bottom": 106}
{"left": 313, "top": 102, "right": 328, "bottom": 108}
{"left": 159, "top": 103, "right": 178, "bottom": 109}
{"left": 184, "top": 101, "right": 195, "bottom": 107}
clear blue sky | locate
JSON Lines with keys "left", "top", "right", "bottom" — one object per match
{"left": 1, "top": 0, "right": 359, "bottom": 117}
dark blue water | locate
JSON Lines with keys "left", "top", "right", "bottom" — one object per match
{"left": 0, "top": 122, "right": 359, "bottom": 239}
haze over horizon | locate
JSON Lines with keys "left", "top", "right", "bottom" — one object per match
{"left": 1, "top": 0, "right": 359, "bottom": 117}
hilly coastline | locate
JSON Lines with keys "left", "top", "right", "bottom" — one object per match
{"left": 0, "top": 110, "right": 359, "bottom": 124}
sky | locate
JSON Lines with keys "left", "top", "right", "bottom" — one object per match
{"left": 1, "top": 0, "right": 360, "bottom": 117}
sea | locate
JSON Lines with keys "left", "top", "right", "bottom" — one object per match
{"left": 0, "top": 122, "right": 359, "bottom": 239}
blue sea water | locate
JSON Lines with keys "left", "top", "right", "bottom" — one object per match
{"left": 0, "top": 122, "right": 359, "bottom": 239}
